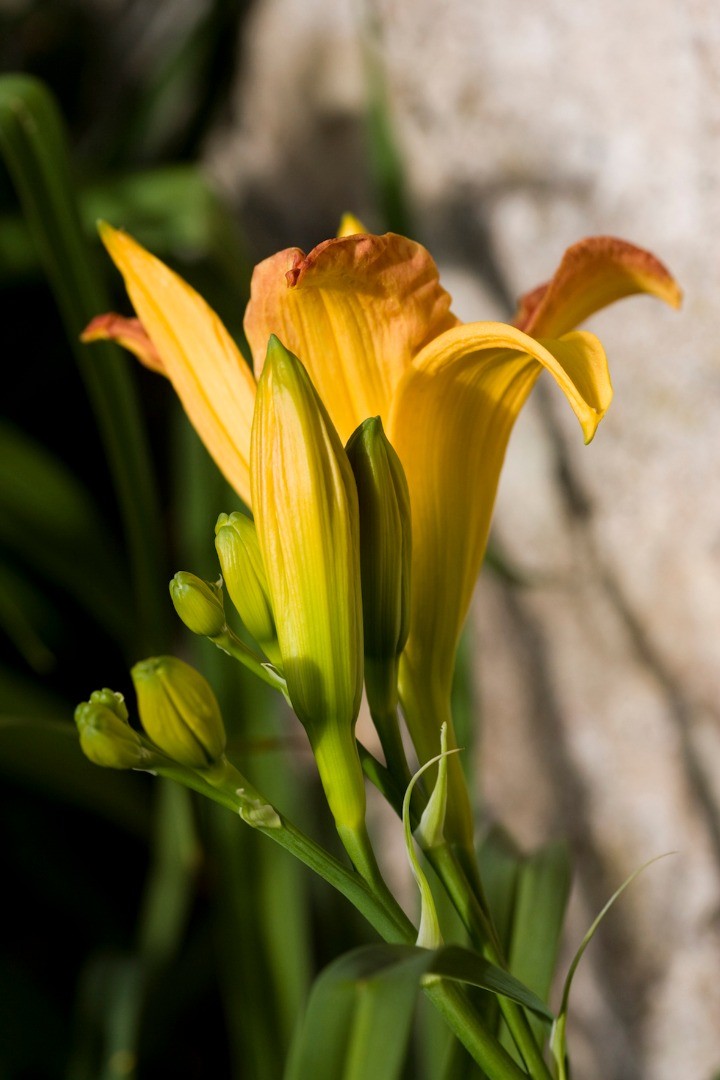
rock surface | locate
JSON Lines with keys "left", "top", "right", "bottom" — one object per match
{"left": 207, "top": 2, "right": 720, "bottom": 1076}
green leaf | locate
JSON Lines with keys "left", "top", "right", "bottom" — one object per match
{"left": 68, "top": 953, "right": 144, "bottom": 1080}
{"left": 503, "top": 841, "right": 571, "bottom": 1048}
{"left": 0, "top": 422, "right": 131, "bottom": 640}
{"left": 550, "top": 854, "right": 672, "bottom": 1080}
{"left": 285, "top": 943, "right": 553, "bottom": 1080}
{"left": 136, "top": 780, "right": 199, "bottom": 973}
{"left": 0, "top": 715, "right": 148, "bottom": 836}
{"left": 0, "top": 75, "right": 166, "bottom": 653}
{"left": 478, "top": 827, "right": 522, "bottom": 956}
{"left": 0, "top": 561, "right": 56, "bottom": 671}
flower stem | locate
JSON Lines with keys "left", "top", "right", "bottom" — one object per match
{"left": 370, "top": 704, "right": 413, "bottom": 788}
{"left": 423, "top": 981, "right": 529, "bottom": 1080}
{"left": 154, "top": 759, "right": 531, "bottom": 1077}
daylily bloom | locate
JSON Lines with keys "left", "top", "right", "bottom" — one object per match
{"left": 85, "top": 222, "right": 680, "bottom": 845}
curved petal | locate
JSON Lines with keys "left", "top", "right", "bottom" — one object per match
{"left": 389, "top": 321, "right": 612, "bottom": 700}
{"left": 514, "top": 236, "right": 682, "bottom": 337}
{"left": 81, "top": 313, "right": 165, "bottom": 374}
{"left": 243, "top": 233, "right": 459, "bottom": 443}
{"left": 99, "top": 223, "right": 256, "bottom": 505}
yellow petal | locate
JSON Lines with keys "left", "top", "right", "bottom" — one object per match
{"left": 514, "top": 236, "right": 682, "bottom": 338}
{"left": 81, "top": 313, "right": 165, "bottom": 374}
{"left": 390, "top": 321, "right": 612, "bottom": 703}
{"left": 336, "top": 212, "right": 368, "bottom": 237}
{"left": 99, "top": 223, "right": 256, "bottom": 505}
{"left": 243, "top": 233, "right": 459, "bottom": 443}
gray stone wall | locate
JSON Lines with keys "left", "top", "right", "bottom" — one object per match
{"left": 207, "top": 3, "right": 720, "bottom": 1076}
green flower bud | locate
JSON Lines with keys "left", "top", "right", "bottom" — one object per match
{"left": 89, "top": 687, "right": 129, "bottom": 722}
{"left": 75, "top": 700, "right": 146, "bottom": 770}
{"left": 251, "top": 337, "right": 364, "bottom": 737}
{"left": 251, "top": 337, "right": 366, "bottom": 834}
{"left": 169, "top": 572, "right": 226, "bottom": 637}
{"left": 131, "top": 656, "right": 226, "bottom": 769}
{"left": 214, "top": 512, "right": 280, "bottom": 664}
{"left": 346, "top": 417, "right": 411, "bottom": 716}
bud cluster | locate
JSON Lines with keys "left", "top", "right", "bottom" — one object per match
{"left": 76, "top": 658, "right": 227, "bottom": 773}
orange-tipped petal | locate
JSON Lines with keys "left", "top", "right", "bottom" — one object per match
{"left": 98, "top": 223, "right": 256, "bottom": 506}
{"left": 81, "top": 313, "right": 165, "bottom": 374}
{"left": 243, "top": 233, "right": 459, "bottom": 443}
{"left": 514, "top": 236, "right": 682, "bottom": 338}
{"left": 390, "top": 321, "right": 612, "bottom": 708}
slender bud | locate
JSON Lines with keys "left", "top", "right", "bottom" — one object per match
{"left": 251, "top": 336, "right": 366, "bottom": 833}
{"left": 131, "top": 656, "right": 226, "bottom": 769}
{"left": 214, "top": 512, "right": 281, "bottom": 665}
{"left": 346, "top": 417, "right": 411, "bottom": 716}
{"left": 169, "top": 572, "right": 226, "bottom": 637}
{"left": 75, "top": 699, "right": 146, "bottom": 769}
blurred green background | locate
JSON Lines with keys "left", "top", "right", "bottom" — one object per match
{"left": 0, "top": 3, "right": 391, "bottom": 1077}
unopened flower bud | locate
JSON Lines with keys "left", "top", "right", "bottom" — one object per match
{"left": 346, "top": 417, "right": 411, "bottom": 715}
{"left": 252, "top": 336, "right": 363, "bottom": 737}
{"left": 89, "top": 687, "right": 129, "bottom": 722}
{"left": 169, "top": 572, "right": 226, "bottom": 637}
{"left": 75, "top": 700, "right": 146, "bottom": 770}
{"left": 251, "top": 336, "right": 366, "bottom": 834}
{"left": 214, "top": 512, "right": 280, "bottom": 664}
{"left": 131, "top": 656, "right": 226, "bottom": 769}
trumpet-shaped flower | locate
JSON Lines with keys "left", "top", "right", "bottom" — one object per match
{"left": 86, "top": 222, "right": 680, "bottom": 844}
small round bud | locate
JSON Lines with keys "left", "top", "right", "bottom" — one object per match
{"left": 75, "top": 700, "right": 145, "bottom": 770}
{"left": 131, "top": 656, "right": 226, "bottom": 769}
{"left": 169, "top": 572, "right": 226, "bottom": 637}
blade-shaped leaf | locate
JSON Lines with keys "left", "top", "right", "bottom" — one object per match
{"left": 285, "top": 942, "right": 553, "bottom": 1080}
{"left": 0, "top": 716, "right": 148, "bottom": 836}
{"left": 504, "top": 841, "right": 571, "bottom": 1047}
{"left": 0, "top": 75, "right": 166, "bottom": 652}
{"left": 0, "top": 422, "right": 131, "bottom": 640}
{"left": 550, "top": 854, "right": 672, "bottom": 1080}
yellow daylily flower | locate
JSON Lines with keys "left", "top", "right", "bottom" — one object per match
{"left": 86, "top": 222, "right": 256, "bottom": 506}
{"left": 87, "top": 221, "right": 680, "bottom": 846}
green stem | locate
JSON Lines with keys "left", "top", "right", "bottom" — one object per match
{"left": 156, "top": 758, "right": 412, "bottom": 944}
{"left": 369, "top": 704, "right": 412, "bottom": 789}
{"left": 154, "top": 760, "right": 529, "bottom": 1078}
{"left": 423, "top": 982, "right": 529, "bottom": 1080}
{"left": 210, "top": 626, "right": 288, "bottom": 696}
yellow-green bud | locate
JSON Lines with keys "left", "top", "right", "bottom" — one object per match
{"left": 251, "top": 336, "right": 366, "bottom": 833}
{"left": 251, "top": 336, "right": 364, "bottom": 737}
{"left": 89, "top": 687, "right": 129, "bottom": 721}
{"left": 169, "top": 572, "right": 226, "bottom": 637}
{"left": 346, "top": 417, "right": 411, "bottom": 716}
{"left": 75, "top": 700, "right": 146, "bottom": 769}
{"left": 214, "top": 512, "right": 280, "bottom": 664}
{"left": 131, "top": 656, "right": 226, "bottom": 769}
